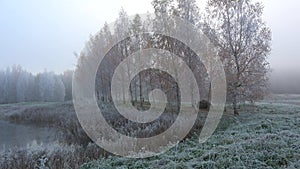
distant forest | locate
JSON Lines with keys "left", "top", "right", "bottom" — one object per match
{"left": 0, "top": 65, "right": 73, "bottom": 104}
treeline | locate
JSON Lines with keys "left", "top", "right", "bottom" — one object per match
{"left": 0, "top": 65, "right": 73, "bottom": 104}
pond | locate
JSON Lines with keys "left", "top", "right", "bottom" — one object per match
{"left": 0, "top": 120, "right": 59, "bottom": 150}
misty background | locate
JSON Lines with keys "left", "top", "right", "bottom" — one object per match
{"left": 0, "top": 0, "right": 299, "bottom": 94}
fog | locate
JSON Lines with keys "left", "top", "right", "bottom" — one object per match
{"left": 270, "top": 69, "right": 300, "bottom": 94}
{"left": 262, "top": 0, "right": 300, "bottom": 93}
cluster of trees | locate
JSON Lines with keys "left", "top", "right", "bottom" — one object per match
{"left": 0, "top": 65, "right": 73, "bottom": 104}
{"left": 76, "top": 0, "right": 271, "bottom": 115}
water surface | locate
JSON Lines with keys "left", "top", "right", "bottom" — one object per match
{"left": 0, "top": 120, "right": 58, "bottom": 150}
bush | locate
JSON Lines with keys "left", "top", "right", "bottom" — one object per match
{"left": 198, "top": 100, "right": 210, "bottom": 110}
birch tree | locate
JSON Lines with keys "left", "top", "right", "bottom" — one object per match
{"left": 204, "top": 0, "right": 271, "bottom": 115}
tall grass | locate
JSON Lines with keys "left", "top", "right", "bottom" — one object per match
{"left": 0, "top": 142, "right": 107, "bottom": 169}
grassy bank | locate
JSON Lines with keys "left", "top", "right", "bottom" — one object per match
{"left": 81, "top": 104, "right": 300, "bottom": 169}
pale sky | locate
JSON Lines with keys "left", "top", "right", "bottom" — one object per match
{"left": 0, "top": 0, "right": 299, "bottom": 75}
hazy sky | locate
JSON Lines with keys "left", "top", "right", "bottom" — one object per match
{"left": 0, "top": 0, "right": 299, "bottom": 75}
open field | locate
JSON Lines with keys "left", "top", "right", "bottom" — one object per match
{"left": 263, "top": 94, "right": 300, "bottom": 106}
{"left": 0, "top": 95, "right": 299, "bottom": 168}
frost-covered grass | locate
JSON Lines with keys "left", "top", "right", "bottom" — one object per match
{"left": 81, "top": 104, "right": 300, "bottom": 169}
